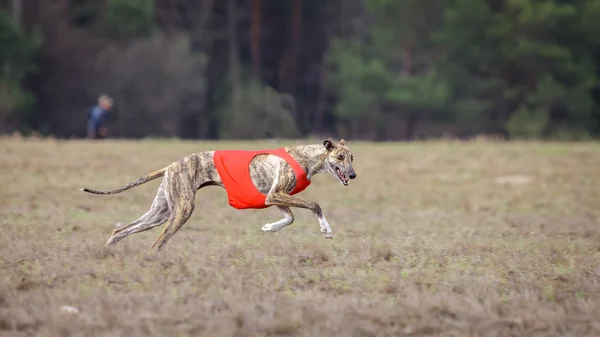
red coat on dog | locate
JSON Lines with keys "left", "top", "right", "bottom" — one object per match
{"left": 213, "top": 148, "right": 312, "bottom": 209}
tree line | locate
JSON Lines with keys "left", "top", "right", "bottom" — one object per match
{"left": 1, "top": 0, "right": 600, "bottom": 140}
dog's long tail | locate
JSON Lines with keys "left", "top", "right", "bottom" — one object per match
{"left": 79, "top": 167, "right": 168, "bottom": 195}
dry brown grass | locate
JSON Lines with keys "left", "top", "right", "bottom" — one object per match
{"left": 1, "top": 137, "right": 600, "bottom": 336}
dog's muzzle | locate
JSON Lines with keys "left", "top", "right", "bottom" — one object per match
{"left": 335, "top": 167, "right": 351, "bottom": 186}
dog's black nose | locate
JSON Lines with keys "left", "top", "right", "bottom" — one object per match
{"left": 349, "top": 173, "right": 357, "bottom": 179}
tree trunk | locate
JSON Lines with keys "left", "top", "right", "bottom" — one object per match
{"left": 204, "top": 39, "right": 227, "bottom": 140}
{"left": 405, "top": 112, "right": 417, "bottom": 140}
{"left": 250, "top": 0, "right": 262, "bottom": 78}
{"left": 402, "top": 38, "right": 416, "bottom": 140}
{"left": 173, "top": 0, "right": 214, "bottom": 139}
{"left": 314, "top": 55, "right": 328, "bottom": 134}
{"left": 281, "top": 0, "right": 303, "bottom": 95}
{"left": 228, "top": 0, "right": 241, "bottom": 120}
{"left": 11, "top": 0, "right": 22, "bottom": 30}
{"left": 375, "top": 116, "right": 388, "bottom": 141}
{"left": 196, "top": 0, "right": 214, "bottom": 138}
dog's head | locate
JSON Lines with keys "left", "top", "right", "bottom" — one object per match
{"left": 323, "top": 138, "right": 357, "bottom": 186}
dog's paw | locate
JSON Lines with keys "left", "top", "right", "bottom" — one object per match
{"left": 261, "top": 223, "right": 276, "bottom": 232}
{"left": 323, "top": 231, "right": 333, "bottom": 239}
{"left": 105, "top": 235, "right": 117, "bottom": 246}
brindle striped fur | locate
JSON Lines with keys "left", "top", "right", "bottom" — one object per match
{"left": 80, "top": 138, "right": 357, "bottom": 250}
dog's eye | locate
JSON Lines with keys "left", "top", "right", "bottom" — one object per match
{"left": 337, "top": 155, "right": 344, "bottom": 161}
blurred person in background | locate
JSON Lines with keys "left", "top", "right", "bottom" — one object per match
{"left": 86, "top": 95, "right": 114, "bottom": 139}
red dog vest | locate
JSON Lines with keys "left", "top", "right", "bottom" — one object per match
{"left": 213, "top": 148, "right": 312, "bottom": 209}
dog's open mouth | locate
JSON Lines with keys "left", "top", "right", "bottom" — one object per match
{"left": 335, "top": 167, "right": 350, "bottom": 186}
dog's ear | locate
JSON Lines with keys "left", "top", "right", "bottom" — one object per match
{"left": 323, "top": 138, "right": 335, "bottom": 151}
{"left": 339, "top": 139, "right": 346, "bottom": 146}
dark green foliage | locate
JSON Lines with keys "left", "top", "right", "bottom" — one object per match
{"left": 0, "top": 10, "right": 41, "bottom": 132}
{"left": 437, "top": 0, "right": 600, "bottom": 139}
{"left": 331, "top": 0, "right": 600, "bottom": 139}
{"left": 104, "top": 0, "right": 155, "bottom": 38}
{"left": 329, "top": 0, "right": 450, "bottom": 139}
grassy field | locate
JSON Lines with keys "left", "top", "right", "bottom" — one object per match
{"left": 1, "top": 136, "right": 600, "bottom": 336}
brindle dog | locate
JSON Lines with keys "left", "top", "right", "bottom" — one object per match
{"left": 80, "top": 138, "right": 357, "bottom": 249}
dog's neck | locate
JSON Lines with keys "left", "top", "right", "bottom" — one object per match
{"left": 287, "top": 144, "right": 330, "bottom": 180}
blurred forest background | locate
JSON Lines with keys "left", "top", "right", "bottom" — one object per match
{"left": 1, "top": 0, "right": 600, "bottom": 140}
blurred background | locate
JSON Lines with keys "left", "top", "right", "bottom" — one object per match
{"left": 1, "top": 0, "right": 600, "bottom": 141}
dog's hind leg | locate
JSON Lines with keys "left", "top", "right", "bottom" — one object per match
{"left": 146, "top": 152, "right": 222, "bottom": 250}
{"left": 149, "top": 200, "right": 195, "bottom": 250}
{"left": 149, "top": 172, "right": 197, "bottom": 250}
{"left": 261, "top": 206, "right": 294, "bottom": 232}
{"left": 105, "top": 184, "right": 170, "bottom": 246}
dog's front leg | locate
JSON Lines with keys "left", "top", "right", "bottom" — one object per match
{"left": 264, "top": 193, "right": 332, "bottom": 239}
{"left": 261, "top": 206, "right": 294, "bottom": 232}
